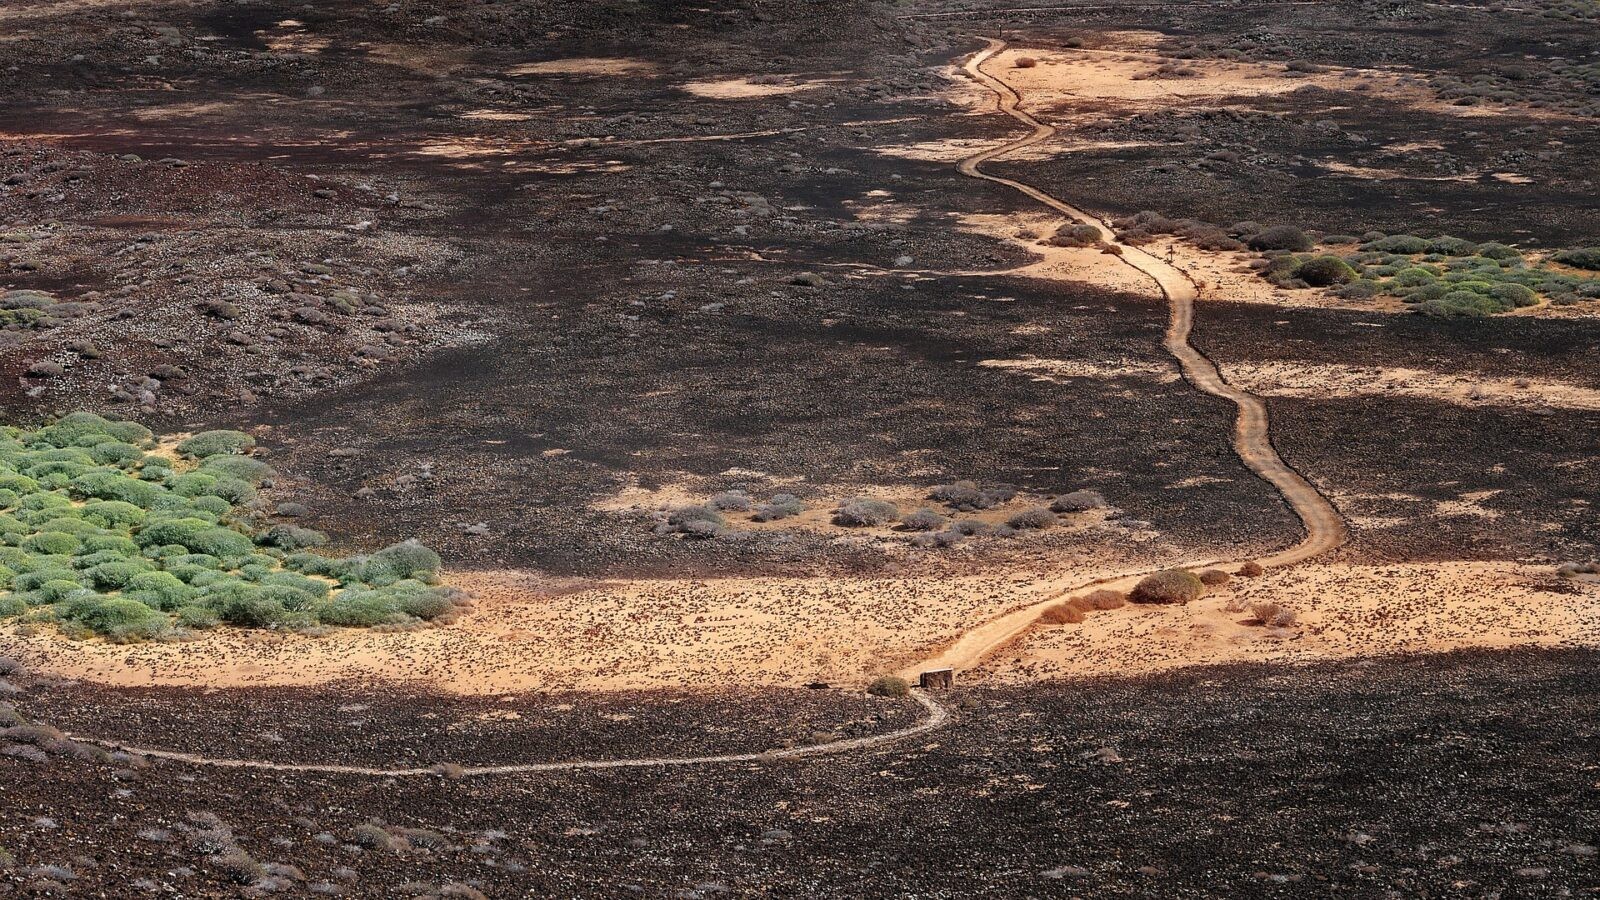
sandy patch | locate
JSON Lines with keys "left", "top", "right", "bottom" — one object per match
{"left": 508, "top": 57, "right": 660, "bottom": 77}
{"left": 680, "top": 76, "right": 829, "bottom": 100}
{"left": 978, "top": 561, "right": 1600, "bottom": 682}
{"left": 1222, "top": 360, "right": 1600, "bottom": 412}
{"left": 977, "top": 356, "right": 1175, "bottom": 383}
{"left": 1, "top": 562, "right": 1163, "bottom": 694}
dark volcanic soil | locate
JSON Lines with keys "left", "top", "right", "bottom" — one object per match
{"left": 5, "top": 649, "right": 1598, "bottom": 897}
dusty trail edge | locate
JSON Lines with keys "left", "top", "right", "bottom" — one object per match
{"left": 61, "top": 39, "right": 1346, "bottom": 778}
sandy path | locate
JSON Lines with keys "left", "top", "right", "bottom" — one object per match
{"left": 958, "top": 38, "right": 1345, "bottom": 568}
{"left": 66, "top": 690, "right": 947, "bottom": 779}
{"left": 896, "top": 39, "right": 1350, "bottom": 679}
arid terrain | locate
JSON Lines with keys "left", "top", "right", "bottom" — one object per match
{"left": 2, "top": 0, "right": 1598, "bottom": 896}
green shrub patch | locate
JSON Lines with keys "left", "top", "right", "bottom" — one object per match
{"left": 1257, "top": 233, "right": 1600, "bottom": 317}
{"left": 0, "top": 413, "right": 461, "bottom": 642}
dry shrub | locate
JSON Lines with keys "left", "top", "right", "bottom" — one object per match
{"left": 1198, "top": 569, "right": 1231, "bottom": 587}
{"left": 1079, "top": 589, "right": 1127, "bottom": 610}
{"left": 1038, "top": 603, "right": 1084, "bottom": 625}
{"left": 1238, "top": 561, "right": 1265, "bottom": 577}
{"left": 1130, "top": 569, "right": 1205, "bottom": 605}
{"left": 867, "top": 675, "right": 909, "bottom": 698}
{"left": 1014, "top": 56, "right": 1038, "bottom": 68}
{"left": 1249, "top": 602, "right": 1298, "bottom": 627}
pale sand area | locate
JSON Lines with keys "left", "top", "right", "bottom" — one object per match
{"left": 0, "top": 558, "right": 1173, "bottom": 694}
{"left": 1222, "top": 361, "right": 1600, "bottom": 412}
{"left": 10, "top": 559, "right": 1595, "bottom": 696}
{"left": 977, "top": 561, "right": 1600, "bottom": 682}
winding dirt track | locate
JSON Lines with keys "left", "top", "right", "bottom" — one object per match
{"left": 51, "top": 40, "right": 1348, "bottom": 778}
{"left": 959, "top": 38, "right": 1346, "bottom": 568}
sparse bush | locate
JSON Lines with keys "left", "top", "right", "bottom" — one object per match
{"left": 899, "top": 508, "right": 948, "bottom": 532}
{"left": 1247, "top": 225, "right": 1312, "bottom": 252}
{"left": 1079, "top": 589, "right": 1127, "bottom": 610}
{"left": 214, "top": 850, "right": 263, "bottom": 885}
{"left": 1013, "top": 56, "right": 1037, "bottom": 68}
{"left": 709, "top": 491, "right": 751, "bottom": 511}
{"left": 866, "top": 675, "right": 909, "bottom": 698}
{"left": 1039, "top": 603, "right": 1084, "bottom": 625}
{"left": 1553, "top": 247, "right": 1600, "bottom": 271}
{"left": 1049, "top": 223, "right": 1102, "bottom": 248}
{"left": 1198, "top": 569, "right": 1232, "bottom": 587}
{"left": 1130, "top": 569, "right": 1205, "bottom": 605}
{"left": 351, "top": 823, "right": 398, "bottom": 851}
{"left": 176, "top": 430, "right": 256, "bottom": 459}
{"left": 833, "top": 498, "right": 899, "bottom": 527}
{"left": 1050, "top": 490, "right": 1106, "bottom": 513}
{"left": 1249, "top": 601, "right": 1298, "bottom": 626}
{"left": 751, "top": 493, "right": 804, "bottom": 521}
{"left": 1363, "top": 234, "right": 1431, "bottom": 254}
{"left": 929, "top": 480, "right": 1013, "bottom": 511}
{"left": 1006, "top": 507, "right": 1056, "bottom": 530}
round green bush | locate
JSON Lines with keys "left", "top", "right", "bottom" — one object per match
{"left": 1247, "top": 225, "right": 1313, "bottom": 252}
{"left": 318, "top": 590, "right": 407, "bottom": 627}
{"left": 136, "top": 517, "right": 214, "bottom": 549}
{"left": 177, "top": 430, "right": 256, "bottom": 459}
{"left": 175, "top": 605, "right": 220, "bottom": 629}
{"left": 0, "top": 595, "right": 25, "bottom": 618}
{"left": 1293, "top": 255, "right": 1357, "bottom": 287}
{"left": 23, "top": 532, "right": 80, "bottom": 556}
{"left": 1475, "top": 241, "right": 1520, "bottom": 260}
{"left": 124, "top": 571, "right": 198, "bottom": 610}
{"left": 196, "top": 456, "right": 274, "bottom": 483}
{"left": 70, "top": 596, "right": 161, "bottom": 634}
{"left": 1363, "top": 234, "right": 1431, "bottom": 254}
{"left": 189, "top": 496, "right": 232, "bottom": 518}
{"left": 81, "top": 500, "right": 146, "bottom": 528}
{"left": 84, "top": 559, "right": 157, "bottom": 590}
{"left": 208, "top": 476, "right": 256, "bottom": 505}
{"left": 1130, "top": 569, "right": 1206, "bottom": 605}
{"left": 259, "top": 525, "right": 328, "bottom": 551}
{"left": 167, "top": 472, "right": 219, "bottom": 498}
{"left": 81, "top": 534, "right": 140, "bottom": 556}
{"left": 89, "top": 442, "right": 144, "bottom": 466}
{"left": 188, "top": 527, "right": 254, "bottom": 560}
{"left": 1488, "top": 282, "right": 1538, "bottom": 307}
{"left": 69, "top": 471, "right": 162, "bottom": 508}
{"left": 365, "top": 540, "right": 441, "bottom": 582}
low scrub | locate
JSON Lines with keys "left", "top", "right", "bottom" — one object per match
{"left": 1130, "top": 569, "right": 1205, "bottom": 605}
{"left": 866, "top": 675, "right": 909, "bottom": 698}
{"left": 0, "top": 413, "right": 459, "bottom": 640}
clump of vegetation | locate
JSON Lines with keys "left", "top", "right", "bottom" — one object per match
{"left": 1245, "top": 225, "right": 1313, "bottom": 252}
{"left": 751, "top": 493, "right": 804, "bottom": 522}
{"left": 1256, "top": 233, "right": 1600, "bottom": 316}
{"left": 1553, "top": 247, "right": 1600, "bottom": 271}
{"left": 1111, "top": 211, "right": 1243, "bottom": 251}
{"left": 660, "top": 504, "right": 726, "bottom": 538}
{"left": 1038, "top": 602, "right": 1084, "bottom": 625}
{"left": 866, "top": 675, "right": 909, "bottom": 698}
{"left": 833, "top": 497, "right": 899, "bottom": 527}
{"left": 1048, "top": 223, "right": 1103, "bottom": 248}
{"left": 928, "top": 480, "right": 1014, "bottom": 512}
{"left": 1050, "top": 490, "right": 1106, "bottom": 513}
{"left": 1130, "top": 569, "right": 1206, "bottom": 605}
{"left": 1238, "top": 561, "right": 1265, "bottom": 577}
{"left": 1198, "top": 569, "right": 1232, "bottom": 587}
{"left": 1077, "top": 589, "right": 1127, "bottom": 610}
{"left": 0, "top": 413, "right": 461, "bottom": 641}
{"left": 1249, "top": 601, "right": 1298, "bottom": 627}
{"left": 1005, "top": 507, "right": 1056, "bottom": 530}
{"left": 899, "top": 508, "right": 948, "bottom": 532}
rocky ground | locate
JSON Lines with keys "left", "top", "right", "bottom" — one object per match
{"left": 4, "top": 649, "right": 1598, "bottom": 896}
{"left": 3, "top": 0, "right": 1600, "bottom": 895}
